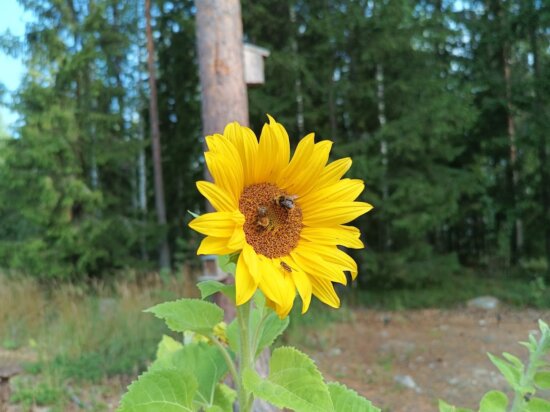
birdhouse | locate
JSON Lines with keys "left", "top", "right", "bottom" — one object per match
{"left": 243, "top": 43, "right": 270, "bottom": 86}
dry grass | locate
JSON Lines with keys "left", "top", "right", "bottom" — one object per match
{"left": 0, "top": 269, "right": 198, "bottom": 409}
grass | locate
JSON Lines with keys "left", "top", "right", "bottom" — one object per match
{"left": 0, "top": 270, "right": 196, "bottom": 410}
{"left": 1, "top": 268, "right": 548, "bottom": 410}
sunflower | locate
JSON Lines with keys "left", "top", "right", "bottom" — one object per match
{"left": 189, "top": 116, "right": 372, "bottom": 318}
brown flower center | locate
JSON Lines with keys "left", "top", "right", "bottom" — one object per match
{"left": 239, "top": 183, "right": 302, "bottom": 258}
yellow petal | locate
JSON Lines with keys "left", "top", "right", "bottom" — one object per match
{"left": 315, "top": 157, "right": 352, "bottom": 189}
{"left": 242, "top": 243, "right": 260, "bottom": 282}
{"left": 266, "top": 115, "right": 290, "bottom": 177}
{"left": 302, "top": 202, "right": 373, "bottom": 226}
{"left": 227, "top": 226, "right": 246, "bottom": 250}
{"left": 236, "top": 251, "right": 257, "bottom": 305}
{"left": 257, "top": 257, "right": 296, "bottom": 318}
{"left": 310, "top": 277, "right": 340, "bottom": 308}
{"left": 205, "top": 152, "right": 243, "bottom": 204}
{"left": 300, "top": 179, "right": 364, "bottom": 211}
{"left": 290, "top": 248, "right": 347, "bottom": 285}
{"left": 196, "top": 181, "right": 236, "bottom": 212}
{"left": 297, "top": 242, "right": 358, "bottom": 278}
{"left": 197, "top": 236, "right": 234, "bottom": 255}
{"left": 284, "top": 140, "right": 332, "bottom": 196}
{"left": 189, "top": 211, "right": 244, "bottom": 237}
{"left": 223, "top": 122, "right": 259, "bottom": 186}
{"left": 255, "top": 118, "right": 290, "bottom": 183}
{"left": 300, "top": 226, "right": 364, "bottom": 249}
{"left": 289, "top": 262, "right": 312, "bottom": 314}
{"left": 277, "top": 133, "right": 315, "bottom": 188}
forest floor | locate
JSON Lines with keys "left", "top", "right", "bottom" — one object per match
{"left": 3, "top": 306, "right": 549, "bottom": 411}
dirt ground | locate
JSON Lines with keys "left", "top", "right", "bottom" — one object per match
{"left": 309, "top": 307, "right": 550, "bottom": 412}
{"left": 3, "top": 307, "right": 549, "bottom": 411}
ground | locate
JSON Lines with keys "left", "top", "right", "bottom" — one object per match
{"left": 309, "top": 307, "right": 550, "bottom": 412}
{"left": 3, "top": 306, "right": 549, "bottom": 411}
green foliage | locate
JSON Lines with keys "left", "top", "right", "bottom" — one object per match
{"left": 479, "top": 391, "right": 508, "bottom": 412}
{"left": 198, "top": 280, "right": 236, "bottom": 302}
{"left": 243, "top": 346, "right": 333, "bottom": 412}
{"left": 146, "top": 298, "right": 224, "bottom": 335}
{"left": 327, "top": 382, "right": 380, "bottom": 412}
{"left": 118, "top": 369, "right": 198, "bottom": 412}
{"left": 11, "top": 379, "right": 65, "bottom": 408}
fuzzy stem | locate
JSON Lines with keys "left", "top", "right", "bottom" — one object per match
{"left": 208, "top": 333, "right": 240, "bottom": 390}
{"left": 237, "top": 300, "right": 253, "bottom": 412}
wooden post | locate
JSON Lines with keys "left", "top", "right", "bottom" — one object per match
{"left": 146, "top": 0, "right": 171, "bottom": 270}
{"left": 196, "top": 0, "right": 248, "bottom": 322}
{"left": 196, "top": 3, "right": 275, "bottom": 410}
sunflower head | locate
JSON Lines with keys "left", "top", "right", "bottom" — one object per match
{"left": 189, "top": 116, "right": 372, "bottom": 318}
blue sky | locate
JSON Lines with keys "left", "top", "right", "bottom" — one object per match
{"left": 0, "top": 0, "right": 28, "bottom": 132}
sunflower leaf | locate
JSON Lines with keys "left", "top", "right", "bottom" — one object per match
{"left": 145, "top": 298, "right": 224, "bottom": 335}
{"left": 188, "top": 210, "right": 200, "bottom": 218}
{"left": 478, "top": 390, "right": 508, "bottom": 412}
{"left": 169, "top": 343, "right": 229, "bottom": 409}
{"left": 117, "top": 369, "right": 198, "bottom": 412}
{"left": 253, "top": 310, "right": 289, "bottom": 358}
{"left": 198, "top": 280, "right": 236, "bottom": 302}
{"left": 487, "top": 353, "right": 522, "bottom": 390}
{"left": 328, "top": 382, "right": 380, "bottom": 412}
{"left": 526, "top": 397, "right": 550, "bottom": 412}
{"left": 242, "top": 346, "right": 333, "bottom": 412}
{"left": 206, "top": 384, "right": 236, "bottom": 412}
{"left": 149, "top": 335, "right": 184, "bottom": 371}
{"left": 218, "top": 253, "right": 239, "bottom": 275}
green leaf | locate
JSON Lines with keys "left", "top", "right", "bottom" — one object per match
{"left": 328, "top": 382, "right": 380, "bottom": 412}
{"left": 150, "top": 335, "right": 184, "bottom": 371}
{"left": 487, "top": 353, "right": 522, "bottom": 390}
{"left": 253, "top": 311, "right": 289, "bottom": 358}
{"left": 206, "top": 384, "right": 236, "bottom": 412}
{"left": 502, "top": 352, "right": 524, "bottom": 370}
{"left": 218, "top": 253, "right": 239, "bottom": 275}
{"left": 118, "top": 369, "right": 198, "bottom": 412}
{"left": 538, "top": 320, "right": 549, "bottom": 334}
{"left": 145, "top": 299, "right": 224, "bottom": 334}
{"left": 198, "top": 280, "right": 236, "bottom": 302}
{"left": 526, "top": 397, "right": 550, "bottom": 412}
{"left": 170, "top": 343, "right": 228, "bottom": 408}
{"left": 479, "top": 390, "right": 508, "bottom": 412}
{"left": 534, "top": 371, "right": 550, "bottom": 389}
{"left": 242, "top": 346, "right": 333, "bottom": 412}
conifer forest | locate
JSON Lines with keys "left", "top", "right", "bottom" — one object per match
{"left": 0, "top": 0, "right": 549, "bottom": 289}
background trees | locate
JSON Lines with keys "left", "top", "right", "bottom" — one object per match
{"left": 0, "top": 0, "right": 548, "bottom": 286}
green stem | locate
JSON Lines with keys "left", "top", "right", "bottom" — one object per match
{"left": 510, "top": 331, "right": 549, "bottom": 412}
{"left": 251, "top": 307, "right": 270, "bottom": 357}
{"left": 208, "top": 334, "right": 239, "bottom": 391}
{"left": 237, "top": 300, "right": 253, "bottom": 412}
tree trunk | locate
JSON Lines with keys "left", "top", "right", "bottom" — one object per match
{"left": 145, "top": 0, "right": 171, "bottom": 270}
{"left": 503, "top": 40, "right": 522, "bottom": 265}
{"left": 495, "top": 0, "right": 522, "bottom": 265}
{"left": 196, "top": 0, "right": 248, "bottom": 323}
{"left": 196, "top": 0, "right": 249, "bottom": 137}
{"left": 289, "top": 2, "right": 304, "bottom": 137}
{"left": 376, "top": 63, "right": 391, "bottom": 252}
{"left": 196, "top": 2, "right": 275, "bottom": 411}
